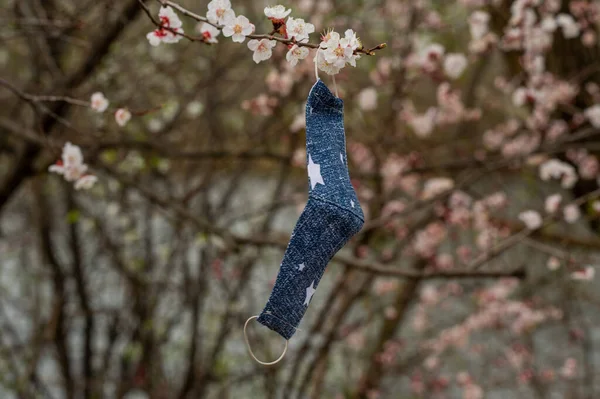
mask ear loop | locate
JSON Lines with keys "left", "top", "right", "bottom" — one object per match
{"left": 314, "top": 48, "right": 340, "bottom": 98}
{"left": 243, "top": 315, "right": 288, "bottom": 366}
{"left": 332, "top": 74, "right": 339, "bottom": 98}
{"left": 314, "top": 48, "right": 320, "bottom": 82}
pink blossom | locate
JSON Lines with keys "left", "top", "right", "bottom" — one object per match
{"left": 90, "top": 92, "right": 109, "bottom": 113}
{"left": 577, "top": 155, "right": 599, "bottom": 179}
{"left": 468, "top": 11, "right": 490, "bottom": 40}
{"left": 420, "top": 285, "right": 440, "bottom": 305}
{"left": 544, "top": 193, "right": 562, "bottom": 213}
{"left": 422, "top": 177, "right": 454, "bottom": 199}
{"left": 435, "top": 253, "right": 455, "bottom": 270}
{"left": 346, "top": 331, "right": 366, "bottom": 350}
{"left": 374, "top": 280, "right": 399, "bottom": 295}
{"left": 560, "top": 357, "right": 577, "bottom": 379}
{"left": 571, "top": 266, "right": 595, "bottom": 281}
{"left": 563, "top": 204, "right": 581, "bottom": 223}
{"left": 265, "top": 70, "right": 293, "bottom": 96}
{"left": 463, "top": 383, "right": 484, "bottom": 399}
{"left": 547, "top": 256, "right": 561, "bottom": 271}
{"left": 384, "top": 306, "right": 398, "bottom": 320}
{"left": 241, "top": 94, "right": 278, "bottom": 116}
{"left": 412, "top": 305, "right": 428, "bottom": 332}
{"left": 443, "top": 53, "right": 468, "bottom": 79}
{"left": 518, "top": 210, "right": 543, "bottom": 230}
{"left": 115, "top": 108, "right": 132, "bottom": 127}
{"left": 408, "top": 107, "right": 437, "bottom": 138}
{"left": 456, "top": 371, "right": 471, "bottom": 385}
{"left": 546, "top": 120, "right": 569, "bottom": 141}
{"left": 357, "top": 87, "right": 378, "bottom": 111}
{"left": 424, "top": 356, "right": 439, "bottom": 370}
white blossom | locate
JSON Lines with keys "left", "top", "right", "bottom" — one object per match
{"left": 357, "top": 87, "right": 378, "bottom": 111}
{"left": 115, "top": 108, "right": 132, "bottom": 127}
{"left": 196, "top": 22, "right": 220, "bottom": 43}
{"left": 443, "top": 53, "right": 468, "bottom": 79}
{"left": 319, "top": 29, "right": 337, "bottom": 49}
{"left": 207, "top": 0, "right": 234, "bottom": 25}
{"left": 159, "top": 6, "right": 183, "bottom": 29}
{"left": 422, "top": 43, "right": 445, "bottom": 61}
{"left": 469, "top": 11, "right": 490, "bottom": 40}
{"left": 62, "top": 142, "right": 84, "bottom": 168}
{"left": 571, "top": 266, "right": 595, "bottom": 281}
{"left": 146, "top": 31, "right": 162, "bottom": 47}
{"left": 314, "top": 49, "right": 341, "bottom": 75}
{"left": 422, "top": 177, "right": 454, "bottom": 199}
{"left": 74, "top": 175, "right": 98, "bottom": 190}
{"left": 539, "top": 159, "right": 578, "bottom": 188}
{"left": 584, "top": 105, "right": 600, "bottom": 128}
{"left": 556, "top": 14, "right": 581, "bottom": 39}
{"left": 286, "top": 44, "right": 309, "bottom": 66}
{"left": 286, "top": 17, "right": 315, "bottom": 42}
{"left": 519, "top": 210, "right": 543, "bottom": 230}
{"left": 547, "top": 257, "right": 561, "bottom": 270}
{"left": 343, "top": 29, "right": 362, "bottom": 51}
{"left": 146, "top": 6, "right": 184, "bottom": 46}
{"left": 264, "top": 5, "right": 291, "bottom": 19}
{"left": 410, "top": 108, "right": 437, "bottom": 138}
{"left": 512, "top": 87, "right": 528, "bottom": 107}
{"left": 222, "top": 15, "right": 254, "bottom": 43}
{"left": 319, "top": 29, "right": 360, "bottom": 71}
{"left": 247, "top": 39, "right": 277, "bottom": 64}
{"left": 322, "top": 31, "right": 353, "bottom": 68}
{"left": 545, "top": 193, "right": 562, "bottom": 213}
{"left": 48, "top": 142, "right": 93, "bottom": 184}
{"left": 541, "top": 16, "right": 558, "bottom": 32}
{"left": 290, "top": 112, "right": 305, "bottom": 132}
{"left": 90, "top": 92, "right": 109, "bottom": 113}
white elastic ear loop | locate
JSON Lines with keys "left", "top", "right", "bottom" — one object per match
{"left": 314, "top": 48, "right": 320, "bottom": 82}
{"left": 314, "top": 48, "right": 340, "bottom": 98}
{"left": 332, "top": 74, "right": 339, "bottom": 98}
{"left": 243, "top": 315, "right": 288, "bottom": 366}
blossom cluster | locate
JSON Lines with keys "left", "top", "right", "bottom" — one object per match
{"left": 146, "top": 6, "right": 184, "bottom": 46}
{"left": 51, "top": 91, "right": 138, "bottom": 191}
{"left": 90, "top": 92, "right": 132, "bottom": 127}
{"left": 315, "top": 29, "right": 361, "bottom": 75}
{"left": 48, "top": 142, "right": 98, "bottom": 190}
{"left": 402, "top": 83, "right": 481, "bottom": 138}
{"left": 144, "top": 2, "right": 368, "bottom": 74}
{"left": 422, "top": 279, "right": 563, "bottom": 356}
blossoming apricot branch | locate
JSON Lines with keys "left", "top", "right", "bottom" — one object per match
{"left": 141, "top": 0, "right": 386, "bottom": 72}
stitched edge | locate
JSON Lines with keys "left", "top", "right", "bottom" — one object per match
{"left": 308, "top": 194, "right": 365, "bottom": 223}
{"left": 307, "top": 80, "right": 344, "bottom": 114}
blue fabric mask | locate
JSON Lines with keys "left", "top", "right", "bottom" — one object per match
{"left": 256, "top": 79, "right": 365, "bottom": 339}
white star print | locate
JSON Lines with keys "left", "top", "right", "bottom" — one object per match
{"left": 304, "top": 281, "right": 316, "bottom": 306}
{"left": 350, "top": 200, "right": 355, "bottom": 208}
{"left": 297, "top": 263, "right": 306, "bottom": 271}
{"left": 307, "top": 155, "right": 325, "bottom": 189}
{"left": 340, "top": 153, "right": 344, "bottom": 163}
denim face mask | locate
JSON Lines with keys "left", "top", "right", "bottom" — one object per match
{"left": 254, "top": 79, "right": 365, "bottom": 341}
